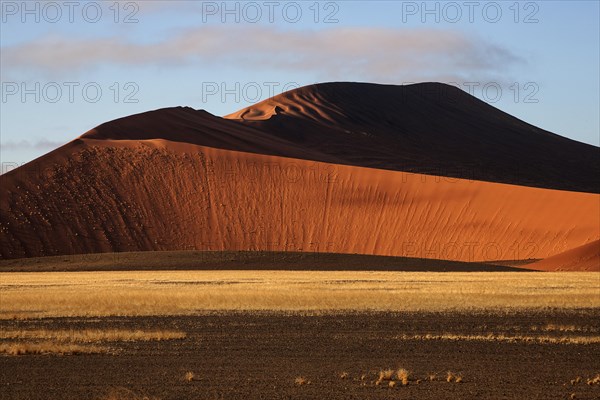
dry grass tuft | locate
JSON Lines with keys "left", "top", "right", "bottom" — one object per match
{"left": 0, "top": 341, "right": 108, "bottom": 355}
{"left": 586, "top": 374, "right": 600, "bottom": 386}
{"left": 446, "top": 371, "right": 463, "bottom": 383}
{"left": 378, "top": 369, "right": 394, "bottom": 382}
{"left": 294, "top": 377, "right": 309, "bottom": 386}
{"left": 339, "top": 371, "right": 349, "bottom": 379}
{"left": 428, "top": 372, "right": 437, "bottom": 381}
{"left": 388, "top": 381, "right": 396, "bottom": 388}
{"left": 396, "top": 368, "right": 410, "bottom": 386}
{"left": 447, "top": 372, "right": 455, "bottom": 383}
{"left": 184, "top": 371, "right": 194, "bottom": 382}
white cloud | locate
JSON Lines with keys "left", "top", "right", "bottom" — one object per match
{"left": 1, "top": 26, "right": 522, "bottom": 83}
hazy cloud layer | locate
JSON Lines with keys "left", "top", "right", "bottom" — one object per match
{"left": 2, "top": 27, "right": 521, "bottom": 82}
{"left": 1, "top": 139, "right": 67, "bottom": 151}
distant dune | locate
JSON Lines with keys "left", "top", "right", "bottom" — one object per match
{"left": 527, "top": 240, "right": 600, "bottom": 272}
{"left": 1, "top": 82, "right": 598, "bottom": 270}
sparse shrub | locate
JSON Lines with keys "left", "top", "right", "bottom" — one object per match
{"left": 184, "top": 371, "right": 194, "bottom": 382}
{"left": 339, "top": 372, "right": 349, "bottom": 379}
{"left": 416, "top": 379, "right": 422, "bottom": 384}
{"left": 360, "top": 374, "right": 367, "bottom": 381}
{"left": 428, "top": 373, "right": 437, "bottom": 381}
{"left": 388, "top": 381, "right": 396, "bottom": 388}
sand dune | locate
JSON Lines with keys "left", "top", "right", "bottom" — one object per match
{"left": 528, "top": 240, "right": 599, "bottom": 272}
{"left": 1, "top": 137, "right": 597, "bottom": 263}
{"left": 1, "top": 82, "right": 598, "bottom": 267}
{"left": 226, "top": 82, "right": 599, "bottom": 193}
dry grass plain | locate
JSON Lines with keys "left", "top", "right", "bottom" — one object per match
{"left": 1, "top": 271, "right": 599, "bottom": 319}
{"left": 1, "top": 270, "right": 599, "bottom": 399}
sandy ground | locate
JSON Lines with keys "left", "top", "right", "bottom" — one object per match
{"left": 1, "top": 311, "right": 599, "bottom": 400}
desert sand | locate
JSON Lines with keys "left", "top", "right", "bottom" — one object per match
{"left": 528, "top": 240, "right": 600, "bottom": 271}
{"left": 1, "top": 82, "right": 598, "bottom": 269}
{"left": 226, "top": 82, "right": 599, "bottom": 193}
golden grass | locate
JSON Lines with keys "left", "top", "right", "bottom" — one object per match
{"left": 0, "top": 329, "right": 186, "bottom": 342}
{"left": 0, "top": 341, "right": 107, "bottom": 355}
{"left": 0, "top": 328, "right": 185, "bottom": 356}
{"left": 0, "top": 271, "right": 598, "bottom": 319}
{"left": 394, "top": 333, "right": 600, "bottom": 345}
{"left": 533, "top": 324, "right": 599, "bottom": 333}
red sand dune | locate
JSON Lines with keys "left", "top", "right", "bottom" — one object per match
{"left": 527, "top": 240, "right": 600, "bottom": 272}
{"left": 226, "top": 82, "right": 599, "bottom": 193}
{"left": 1, "top": 82, "right": 598, "bottom": 268}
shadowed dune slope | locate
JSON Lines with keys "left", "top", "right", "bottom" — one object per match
{"left": 1, "top": 137, "right": 598, "bottom": 262}
{"left": 528, "top": 240, "right": 600, "bottom": 272}
{"left": 226, "top": 82, "right": 600, "bottom": 193}
{"left": 0, "top": 251, "right": 527, "bottom": 272}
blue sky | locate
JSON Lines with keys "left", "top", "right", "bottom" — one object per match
{"left": 1, "top": 0, "right": 599, "bottom": 167}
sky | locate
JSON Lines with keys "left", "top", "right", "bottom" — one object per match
{"left": 1, "top": 0, "right": 599, "bottom": 167}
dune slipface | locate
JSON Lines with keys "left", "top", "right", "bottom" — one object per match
{"left": 1, "top": 83, "right": 598, "bottom": 268}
